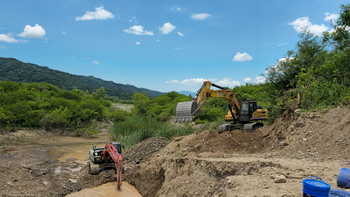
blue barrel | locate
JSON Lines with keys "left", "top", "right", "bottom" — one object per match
{"left": 303, "top": 176, "right": 331, "bottom": 197}
{"left": 338, "top": 168, "right": 350, "bottom": 188}
{"left": 329, "top": 189, "right": 350, "bottom": 197}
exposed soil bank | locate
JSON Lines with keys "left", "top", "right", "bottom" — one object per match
{"left": 122, "top": 106, "right": 350, "bottom": 196}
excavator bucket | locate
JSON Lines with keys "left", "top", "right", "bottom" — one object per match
{"left": 174, "top": 101, "right": 200, "bottom": 123}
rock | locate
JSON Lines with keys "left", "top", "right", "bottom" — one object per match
{"left": 174, "top": 137, "right": 183, "bottom": 142}
{"left": 295, "top": 109, "right": 301, "bottom": 112}
{"left": 274, "top": 175, "right": 287, "bottom": 183}
{"left": 303, "top": 138, "right": 307, "bottom": 142}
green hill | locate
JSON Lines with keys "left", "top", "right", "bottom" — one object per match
{"left": 0, "top": 58, "right": 163, "bottom": 100}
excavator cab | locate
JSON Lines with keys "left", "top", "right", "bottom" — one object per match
{"left": 240, "top": 100, "right": 258, "bottom": 122}
{"left": 240, "top": 100, "right": 251, "bottom": 122}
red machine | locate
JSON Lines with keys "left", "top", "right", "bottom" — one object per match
{"left": 102, "top": 143, "right": 123, "bottom": 190}
{"left": 89, "top": 142, "right": 123, "bottom": 190}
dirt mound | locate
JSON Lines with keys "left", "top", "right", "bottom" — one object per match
{"left": 258, "top": 106, "right": 350, "bottom": 161}
{"left": 123, "top": 137, "right": 168, "bottom": 165}
{"left": 123, "top": 106, "right": 350, "bottom": 196}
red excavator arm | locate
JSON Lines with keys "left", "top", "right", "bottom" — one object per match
{"left": 102, "top": 143, "right": 123, "bottom": 190}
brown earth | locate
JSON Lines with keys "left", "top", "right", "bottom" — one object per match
{"left": 2, "top": 106, "right": 350, "bottom": 196}
{"left": 123, "top": 106, "right": 350, "bottom": 196}
{"left": 0, "top": 131, "right": 132, "bottom": 197}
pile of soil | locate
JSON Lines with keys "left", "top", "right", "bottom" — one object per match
{"left": 123, "top": 106, "right": 350, "bottom": 197}
{"left": 123, "top": 137, "right": 168, "bottom": 165}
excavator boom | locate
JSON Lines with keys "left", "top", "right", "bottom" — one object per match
{"left": 102, "top": 143, "right": 123, "bottom": 190}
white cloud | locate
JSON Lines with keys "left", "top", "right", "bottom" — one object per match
{"left": 159, "top": 22, "right": 175, "bottom": 34}
{"left": 163, "top": 45, "right": 195, "bottom": 53}
{"left": 191, "top": 13, "right": 211, "bottom": 20}
{"left": 277, "top": 43, "right": 287, "bottom": 47}
{"left": 123, "top": 25, "right": 154, "bottom": 35}
{"left": 171, "top": 7, "right": 181, "bottom": 11}
{"left": 0, "top": 46, "right": 6, "bottom": 49}
{"left": 75, "top": 6, "right": 115, "bottom": 21}
{"left": 92, "top": 61, "right": 99, "bottom": 64}
{"left": 265, "top": 57, "right": 295, "bottom": 74}
{"left": 255, "top": 76, "right": 266, "bottom": 84}
{"left": 128, "top": 16, "right": 137, "bottom": 23}
{"left": 177, "top": 32, "right": 185, "bottom": 36}
{"left": 62, "top": 31, "right": 66, "bottom": 35}
{"left": 135, "top": 41, "right": 140, "bottom": 45}
{"left": 324, "top": 12, "right": 339, "bottom": 22}
{"left": 166, "top": 80, "right": 179, "bottom": 83}
{"left": 0, "top": 34, "right": 17, "bottom": 43}
{"left": 216, "top": 78, "right": 240, "bottom": 87}
{"left": 243, "top": 77, "right": 251, "bottom": 82}
{"left": 288, "top": 17, "right": 329, "bottom": 36}
{"left": 232, "top": 52, "right": 253, "bottom": 62}
{"left": 179, "top": 78, "right": 207, "bottom": 85}
{"left": 18, "top": 24, "right": 47, "bottom": 39}
{"left": 178, "top": 78, "right": 218, "bottom": 85}
{"left": 156, "top": 40, "right": 159, "bottom": 42}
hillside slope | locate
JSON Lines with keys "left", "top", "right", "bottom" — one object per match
{"left": 0, "top": 57, "right": 163, "bottom": 99}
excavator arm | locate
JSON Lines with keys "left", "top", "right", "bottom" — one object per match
{"left": 102, "top": 143, "right": 123, "bottom": 190}
{"left": 175, "top": 81, "right": 241, "bottom": 122}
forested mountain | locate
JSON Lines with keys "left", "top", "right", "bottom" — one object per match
{"left": 0, "top": 58, "right": 163, "bottom": 99}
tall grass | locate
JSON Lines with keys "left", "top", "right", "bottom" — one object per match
{"left": 110, "top": 116, "right": 195, "bottom": 150}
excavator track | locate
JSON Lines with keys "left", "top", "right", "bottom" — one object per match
{"left": 174, "top": 101, "right": 200, "bottom": 123}
{"left": 218, "top": 122, "right": 264, "bottom": 133}
{"left": 243, "top": 122, "right": 264, "bottom": 132}
{"left": 89, "top": 162, "right": 100, "bottom": 175}
{"left": 218, "top": 123, "right": 232, "bottom": 134}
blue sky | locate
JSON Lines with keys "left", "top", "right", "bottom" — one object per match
{"left": 0, "top": 0, "right": 347, "bottom": 92}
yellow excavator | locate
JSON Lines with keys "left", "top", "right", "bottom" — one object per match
{"left": 175, "top": 81, "right": 268, "bottom": 133}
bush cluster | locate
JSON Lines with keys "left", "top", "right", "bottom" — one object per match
{"left": 0, "top": 81, "right": 114, "bottom": 134}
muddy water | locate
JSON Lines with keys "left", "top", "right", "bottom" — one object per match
{"left": 48, "top": 142, "right": 141, "bottom": 197}
{"left": 66, "top": 182, "right": 141, "bottom": 197}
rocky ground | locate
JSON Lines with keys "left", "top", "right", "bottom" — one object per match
{"left": 1, "top": 106, "right": 350, "bottom": 196}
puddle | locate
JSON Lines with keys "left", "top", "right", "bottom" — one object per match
{"left": 66, "top": 182, "right": 141, "bottom": 197}
{"left": 48, "top": 143, "right": 106, "bottom": 163}
{"left": 50, "top": 143, "right": 142, "bottom": 197}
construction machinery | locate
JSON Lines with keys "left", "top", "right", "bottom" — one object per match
{"left": 175, "top": 81, "right": 268, "bottom": 133}
{"left": 89, "top": 142, "right": 123, "bottom": 190}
